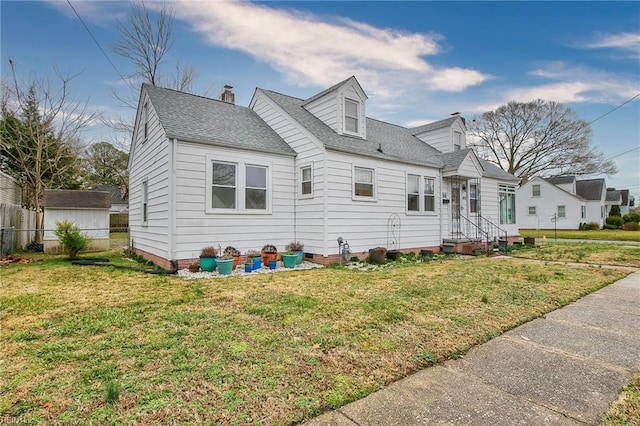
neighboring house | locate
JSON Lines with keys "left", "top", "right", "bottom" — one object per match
{"left": 42, "top": 189, "right": 111, "bottom": 254}
{"left": 128, "top": 77, "right": 520, "bottom": 269}
{"left": 0, "top": 170, "right": 35, "bottom": 252}
{"left": 518, "top": 176, "right": 606, "bottom": 229}
{"left": 92, "top": 184, "right": 129, "bottom": 230}
{"left": 606, "top": 188, "right": 633, "bottom": 216}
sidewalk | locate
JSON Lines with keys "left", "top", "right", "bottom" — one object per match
{"left": 305, "top": 271, "right": 640, "bottom": 426}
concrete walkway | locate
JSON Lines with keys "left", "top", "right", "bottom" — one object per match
{"left": 305, "top": 271, "right": 640, "bottom": 426}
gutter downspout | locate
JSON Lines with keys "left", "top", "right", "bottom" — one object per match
{"left": 323, "top": 155, "right": 329, "bottom": 258}
{"left": 168, "top": 137, "right": 178, "bottom": 262}
{"left": 439, "top": 169, "right": 444, "bottom": 246}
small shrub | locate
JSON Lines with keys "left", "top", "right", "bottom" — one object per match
{"left": 622, "top": 221, "right": 640, "bottom": 231}
{"left": 246, "top": 249, "right": 261, "bottom": 258}
{"left": 200, "top": 246, "right": 218, "bottom": 257}
{"left": 261, "top": 244, "right": 278, "bottom": 254}
{"left": 623, "top": 212, "right": 640, "bottom": 224}
{"left": 285, "top": 241, "right": 304, "bottom": 252}
{"left": 605, "top": 216, "right": 623, "bottom": 228}
{"left": 603, "top": 224, "right": 618, "bottom": 230}
{"left": 53, "top": 220, "right": 90, "bottom": 259}
{"left": 583, "top": 222, "right": 600, "bottom": 230}
{"left": 608, "top": 204, "right": 621, "bottom": 218}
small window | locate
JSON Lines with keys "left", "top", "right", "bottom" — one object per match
{"left": 354, "top": 166, "right": 374, "bottom": 198}
{"left": 345, "top": 99, "right": 359, "bottom": 133}
{"left": 581, "top": 205, "right": 586, "bottom": 219}
{"left": 301, "top": 165, "right": 312, "bottom": 196}
{"left": 407, "top": 174, "right": 420, "bottom": 211}
{"left": 141, "top": 179, "right": 148, "bottom": 225}
{"left": 558, "top": 205, "right": 566, "bottom": 218}
{"left": 245, "top": 165, "right": 267, "bottom": 210}
{"left": 453, "top": 131, "right": 462, "bottom": 151}
{"left": 143, "top": 102, "right": 149, "bottom": 142}
{"left": 212, "top": 162, "right": 236, "bottom": 209}
{"left": 469, "top": 182, "right": 478, "bottom": 213}
{"left": 424, "top": 177, "right": 435, "bottom": 212}
{"left": 532, "top": 184, "right": 541, "bottom": 197}
{"left": 528, "top": 206, "right": 536, "bottom": 215}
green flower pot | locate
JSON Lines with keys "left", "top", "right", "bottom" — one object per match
{"left": 217, "top": 258, "right": 234, "bottom": 275}
{"left": 200, "top": 256, "right": 217, "bottom": 272}
{"left": 282, "top": 254, "right": 297, "bottom": 269}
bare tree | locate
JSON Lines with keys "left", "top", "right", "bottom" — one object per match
{"left": 0, "top": 61, "right": 99, "bottom": 243}
{"left": 468, "top": 99, "right": 617, "bottom": 182}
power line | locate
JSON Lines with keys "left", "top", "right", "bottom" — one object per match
{"left": 588, "top": 93, "right": 640, "bottom": 125}
{"left": 66, "top": 0, "right": 130, "bottom": 88}
{"left": 607, "top": 146, "right": 640, "bottom": 160}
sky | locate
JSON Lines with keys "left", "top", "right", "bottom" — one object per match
{"left": 2, "top": 1, "right": 639, "bottom": 201}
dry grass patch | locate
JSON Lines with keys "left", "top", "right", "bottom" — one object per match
{"left": 509, "top": 242, "right": 640, "bottom": 268}
{"left": 600, "top": 371, "right": 640, "bottom": 425}
{"left": 0, "top": 254, "right": 631, "bottom": 424}
{"left": 519, "top": 228, "right": 640, "bottom": 242}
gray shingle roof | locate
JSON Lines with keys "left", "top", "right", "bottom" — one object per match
{"left": 576, "top": 178, "right": 606, "bottom": 201}
{"left": 439, "top": 149, "right": 472, "bottom": 171}
{"left": 478, "top": 159, "right": 520, "bottom": 181}
{"left": 92, "top": 185, "right": 128, "bottom": 205}
{"left": 260, "top": 89, "right": 444, "bottom": 168}
{"left": 410, "top": 116, "right": 459, "bottom": 135}
{"left": 301, "top": 76, "right": 363, "bottom": 106}
{"left": 43, "top": 190, "right": 111, "bottom": 209}
{"left": 545, "top": 176, "right": 575, "bottom": 185}
{"left": 606, "top": 189, "right": 622, "bottom": 203}
{"left": 143, "top": 84, "right": 296, "bottom": 156}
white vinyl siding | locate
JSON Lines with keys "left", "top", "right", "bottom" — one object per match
{"left": 517, "top": 179, "right": 589, "bottom": 230}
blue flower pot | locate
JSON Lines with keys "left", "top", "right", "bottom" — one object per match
{"left": 282, "top": 254, "right": 297, "bottom": 268}
{"left": 244, "top": 263, "right": 253, "bottom": 273}
{"left": 295, "top": 250, "right": 303, "bottom": 264}
{"left": 217, "top": 258, "right": 234, "bottom": 275}
{"left": 199, "top": 256, "right": 217, "bottom": 272}
{"left": 251, "top": 257, "right": 261, "bottom": 270}
{"left": 269, "top": 260, "right": 277, "bottom": 270}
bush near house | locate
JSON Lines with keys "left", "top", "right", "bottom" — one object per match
{"left": 605, "top": 216, "right": 624, "bottom": 229}
{"left": 53, "top": 220, "right": 90, "bottom": 259}
{"left": 622, "top": 222, "right": 640, "bottom": 231}
{"left": 623, "top": 212, "right": 640, "bottom": 224}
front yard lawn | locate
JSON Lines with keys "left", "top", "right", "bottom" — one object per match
{"left": 509, "top": 242, "right": 640, "bottom": 268}
{"left": 519, "top": 228, "right": 640, "bottom": 242}
{"left": 0, "top": 253, "right": 632, "bottom": 424}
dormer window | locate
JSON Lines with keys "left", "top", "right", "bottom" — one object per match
{"left": 453, "top": 131, "right": 462, "bottom": 151}
{"left": 344, "top": 99, "right": 359, "bottom": 134}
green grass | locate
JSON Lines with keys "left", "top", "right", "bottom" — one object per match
{"left": 601, "top": 371, "right": 640, "bottom": 426}
{"left": 0, "top": 250, "right": 633, "bottom": 424}
{"left": 519, "top": 228, "right": 640, "bottom": 242}
{"left": 509, "top": 242, "right": 640, "bottom": 268}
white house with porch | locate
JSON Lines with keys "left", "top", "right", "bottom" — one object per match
{"left": 128, "top": 76, "right": 519, "bottom": 270}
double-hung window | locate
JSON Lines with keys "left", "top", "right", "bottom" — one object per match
{"left": 558, "top": 205, "right": 566, "bottom": 218}
{"left": 469, "top": 182, "right": 478, "bottom": 213}
{"left": 344, "top": 99, "right": 359, "bottom": 134}
{"left": 353, "top": 166, "right": 375, "bottom": 199}
{"left": 207, "top": 155, "right": 271, "bottom": 213}
{"left": 453, "top": 131, "right": 462, "bottom": 151}
{"left": 142, "top": 102, "right": 149, "bottom": 142}
{"left": 300, "top": 165, "right": 312, "bottom": 196}
{"left": 532, "top": 184, "right": 541, "bottom": 197}
{"left": 424, "top": 177, "right": 435, "bottom": 212}
{"left": 498, "top": 184, "right": 516, "bottom": 225}
{"left": 581, "top": 205, "right": 586, "bottom": 219}
{"left": 141, "top": 179, "right": 148, "bottom": 225}
{"left": 407, "top": 175, "right": 420, "bottom": 211}
{"left": 528, "top": 206, "right": 536, "bottom": 215}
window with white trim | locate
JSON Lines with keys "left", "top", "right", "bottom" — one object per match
{"left": 353, "top": 166, "right": 374, "bottom": 199}
{"left": 301, "top": 165, "right": 312, "bottom": 196}
{"left": 245, "top": 165, "right": 267, "bottom": 210}
{"left": 499, "top": 184, "right": 516, "bottom": 225}
{"left": 469, "top": 182, "right": 478, "bottom": 213}
{"left": 207, "top": 156, "right": 271, "bottom": 213}
{"left": 581, "top": 205, "right": 586, "bottom": 219}
{"left": 211, "top": 162, "right": 237, "bottom": 209}
{"left": 453, "top": 131, "right": 462, "bottom": 151}
{"left": 528, "top": 206, "right": 536, "bottom": 215}
{"left": 424, "top": 177, "right": 435, "bottom": 212}
{"left": 558, "top": 205, "right": 566, "bottom": 218}
{"left": 141, "top": 179, "right": 148, "bottom": 225}
{"left": 143, "top": 102, "right": 149, "bottom": 142}
{"left": 532, "top": 184, "right": 540, "bottom": 197}
{"left": 407, "top": 174, "right": 420, "bottom": 211}
{"left": 344, "top": 99, "right": 359, "bottom": 134}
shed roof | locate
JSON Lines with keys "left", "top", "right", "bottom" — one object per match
{"left": 42, "top": 190, "right": 111, "bottom": 209}
{"left": 576, "top": 178, "right": 606, "bottom": 201}
{"left": 143, "top": 84, "right": 296, "bottom": 156}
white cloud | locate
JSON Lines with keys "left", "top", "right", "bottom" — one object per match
{"left": 580, "top": 32, "right": 640, "bottom": 55}
{"left": 171, "top": 0, "right": 488, "bottom": 98}
{"left": 44, "top": 1, "right": 126, "bottom": 26}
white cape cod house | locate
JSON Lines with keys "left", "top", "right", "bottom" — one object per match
{"left": 128, "top": 77, "right": 519, "bottom": 269}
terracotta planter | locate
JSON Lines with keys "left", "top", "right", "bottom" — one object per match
{"left": 262, "top": 252, "right": 278, "bottom": 267}
{"left": 232, "top": 255, "right": 240, "bottom": 270}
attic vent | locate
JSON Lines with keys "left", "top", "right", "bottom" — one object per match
{"left": 220, "top": 85, "right": 235, "bottom": 104}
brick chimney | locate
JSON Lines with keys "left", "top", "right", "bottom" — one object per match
{"left": 220, "top": 85, "right": 235, "bottom": 104}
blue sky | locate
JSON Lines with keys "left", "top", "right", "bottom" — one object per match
{"left": 2, "top": 1, "right": 639, "bottom": 200}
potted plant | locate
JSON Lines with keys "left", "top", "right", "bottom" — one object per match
{"left": 244, "top": 261, "right": 253, "bottom": 273}
{"left": 268, "top": 259, "right": 277, "bottom": 270}
{"left": 368, "top": 246, "right": 387, "bottom": 264}
{"left": 285, "top": 241, "right": 304, "bottom": 264}
{"left": 199, "top": 246, "right": 218, "bottom": 272}
{"left": 281, "top": 251, "right": 298, "bottom": 268}
{"left": 216, "top": 254, "right": 234, "bottom": 275}
{"left": 247, "top": 249, "right": 261, "bottom": 270}
{"left": 223, "top": 246, "right": 241, "bottom": 269}
{"left": 261, "top": 244, "right": 278, "bottom": 267}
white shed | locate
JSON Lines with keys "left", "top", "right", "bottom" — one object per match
{"left": 42, "top": 190, "right": 111, "bottom": 254}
